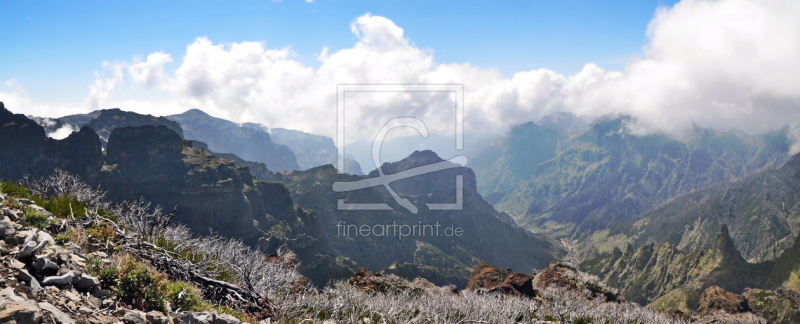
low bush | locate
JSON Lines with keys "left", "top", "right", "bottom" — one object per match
{"left": 99, "top": 265, "right": 119, "bottom": 289}
{"left": 54, "top": 232, "right": 70, "bottom": 245}
{"left": 0, "top": 180, "right": 30, "bottom": 199}
{"left": 164, "top": 281, "right": 205, "bottom": 312}
{"left": 114, "top": 260, "right": 168, "bottom": 313}
{"left": 23, "top": 208, "right": 49, "bottom": 229}
{"left": 86, "top": 221, "right": 115, "bottom": 242}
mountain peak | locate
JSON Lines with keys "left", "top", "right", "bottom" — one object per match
{"left": 713, "top": 224, "right": 746, "bottom": 264}
{"left": 406, "top": 149, "right": 444, "bottom": 163}
{"left": 181, "top": 108, "right": 210, "bottom": 117}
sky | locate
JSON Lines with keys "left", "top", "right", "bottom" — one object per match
{"left": 3, "top": 0, "right": 800, "bottom": 165}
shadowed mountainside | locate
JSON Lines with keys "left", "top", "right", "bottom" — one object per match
{"left": 245, "top": 124, "right": 364, "bottom": 175}
{"left": 472, "top": 114, "right": 790, "bottom": 254}
{"left": 598, "top": 152, "right": 800, "bottom": 263}
{"left": 167, "top": 109, "right": 300, "bottom": 172}
{"left": 270, "top": 150, "right": 565, "bottom": 285}
{"left": 0, "top": 103, "right": 353, "bottom": 285}
{"left": 581, "top": 224, "right": 800, "bottom": 316}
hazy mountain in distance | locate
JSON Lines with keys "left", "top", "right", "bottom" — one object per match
{"left": 346, "top": 132, "right": 498, "bottom": 175}
{"left": 1, "top": 104, "right": 354, "bottom": 285}
{"left": 598, "top": 152, "right": 800, "bottom": 263}
{"left": 581, "top": 224, "right": 800, "bottom": 321}
{"left": 167, "top": 109, "right": 300, "bottom": 172}
{"left": 270, "top": 150, "right": 564, "bottom": 286}
{"left": 57, "top": 110, "right": 101, "bottom": 126}
{"left": 538, "top": 111, "right": 596, "bottom": 134}
{"left": 26, "top": 115, "right": 79, "bottom": 139}
{"left": 242, "top": 123, "right": 364, "bottom": 175}
{"left": 27, "top": 109, "right": 178, "bottom": 145}
{"left": 472, "top": 115, "right": 791, "bottom": 241}
{"left": 88, "top": 108, "right": 184, "bottom": 145}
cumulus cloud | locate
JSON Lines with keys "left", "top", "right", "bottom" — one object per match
{"left": 85, "top": 61, "right": 124, "bottom": 111}
{"left": 128, "top": 52, "right": 173, "bottom": 87}
{"left": 5, "top": 0, "right": 800, "bottom": 161}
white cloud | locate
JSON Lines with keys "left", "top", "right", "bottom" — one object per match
{"left": 4, "top": 0, "right": 800, "bottom": 159}
{"left": 128, "top": 52, "right": 173, "bottom": 87}
{"left": 85, "top": 61, "right": 124, "bottom": 111}
{"left": 49, "top": 124, "right": 79, "bottom": 140}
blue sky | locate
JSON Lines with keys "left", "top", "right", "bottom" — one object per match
{"left": 2, "top": 0, "right": 678, "bottom": 104}
{"left": 3, "top": 0, "right": 798, "bottom": 163}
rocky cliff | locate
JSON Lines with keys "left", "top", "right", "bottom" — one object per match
{"left": 273, "top": 150, "right": 565, "bottom": 286}
{"left": 581, "top": 224, "right": 800, "bottom": 318}
{"left": 0, "top": 103, "right": 344, "bottom": 285}
{"left": 166, "top": 109, "right": 299, "bottom": 172}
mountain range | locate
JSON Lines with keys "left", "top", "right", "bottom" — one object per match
{"left": 4, "top": 102, "right": 563, "bottom": 287}
{"left": 471, "top": 114, "right": 792, "bottom": 259}
{"left": 29, "top": 107, "right": 364, "bottom": 174}
{"left": 581, "top": 224, "right": 800, "bottom": 322}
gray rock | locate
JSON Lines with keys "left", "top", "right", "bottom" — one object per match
{"left": 9, "top": 259, "right": 25, "bottom": 270}
{"left": 0, "top": 220, "right": 16, "bottom": 239}
{"left": 16, "top": 268, "right": 42, "bottom": 293}
{"left": 92, "top": 288, "right": 112, "bottom": 298}
{"left": 6, "top": 209, "right": 22, "bottom": 222}
{"left": 17, "top": 198, "right": 34, "bottom": 205}
{"left": 0, "top": 300, "right": 43, "bottom": 324}
{"left": 0, "top": 287, "right": 26, "bottom": 308}
{"left": 62, "top": 290, "right": 82, "bottom": 303}
{"left": 43, "top": 272, "right": 75, "bottom": 286}
{"left": 214, "top": 314, "right": 242, "bottom": 324}
{"left": 76, "top": 274, "right": 100, "bottom": 289}
{"left": 88, "top": 296, "right": 101, "bottom": 308}
{"left": 101, "top": 298, "right": 116, "bottom": 310}
{"left": 146, "top": 311, "right": 171, "bottom": 324}
{"left": 64, "top": 243, "right": 82, "bottom": 253}
{"left": 174, "top": 311, "right": 241, "bottom": 324}
{"left": 122, "top": 312, "right": 146, "bottom": 324}
{"left": 38, "top": 302, "right": 75, "bottom": 324}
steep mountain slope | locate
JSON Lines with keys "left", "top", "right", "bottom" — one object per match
{"left": 88, "top": 108, "right": 184, "bottom": 143}
{"left": 272, "top": 150, "right": 565, "bottom": 285}
{"left": 581, "top": 225, "right": 800, "bottom": 315}
{"left": 167, "top": 109, "right": 300, "bottom": 172}
{"left": 0, "top": 102, "right": 104, "bottom": 183}
{"left": 472, "top": 115, "right": 790, "bottom": 241}
{"left": 601, "top": 153, "right": 800, "bottom": 262}
{"left": 242, "top": 122, "right": 363, "bottom": 174}
{"left": 0, "top": 103, "right": 348, "bottom": 285}
{"left": 267, "top": 127, "right": 364, "bottom": 174}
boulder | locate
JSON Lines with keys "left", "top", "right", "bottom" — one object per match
{"left": 466, "top": 261, "right": 511, "bottom": 290}
{"left": 488, "top": 272, "right": 537, "bottom": 298}
{"left": 146, "top": 311, "right": 172, "bottom": 324}
{"left": 0, "top": 287, "right": 26, "bottom": 308}
{"left": 122, "top": 312, "right": 146, "bottom": 324}
{"left": 174, "top": 311, "right": 242, "bottom": 324}
{"left": 38, "top": 302, "right": 75, "bottom": 324}
{"left": 16, "top": 268, "right": 43, "bottom": 293}
{"left": 0, "top": 300, "right": 43, "bottom": 324}
{"left": 0, "top": 220, "right": 16, "bottom": 239}
{"left": 76, "top": 274, "right": 100, "bottom": 289}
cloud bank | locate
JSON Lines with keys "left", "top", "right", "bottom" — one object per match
{"left": 6, "top": 0, "right": 800, "bottom": 154}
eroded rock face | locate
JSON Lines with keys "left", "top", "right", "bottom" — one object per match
{"left": 0, "top": 103, "right": 103, "bottom": 182}
{"left": 0, "top": 105, "right": 336, "bottom": 283}
{"left": 0, "top": 300, "right": 43, "bottom": 324}
{"left": 88, "top": 108, "right": 184, "bottom": 144}
{"left": 466, "top": 261, "right": 511, "bottom": 291}
{"left": 697, "top": 286, "right": 750, "bottom": 316}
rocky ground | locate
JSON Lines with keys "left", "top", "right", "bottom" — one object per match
{"left": 0, "top": 197, "right": 264, "bottom": 324}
